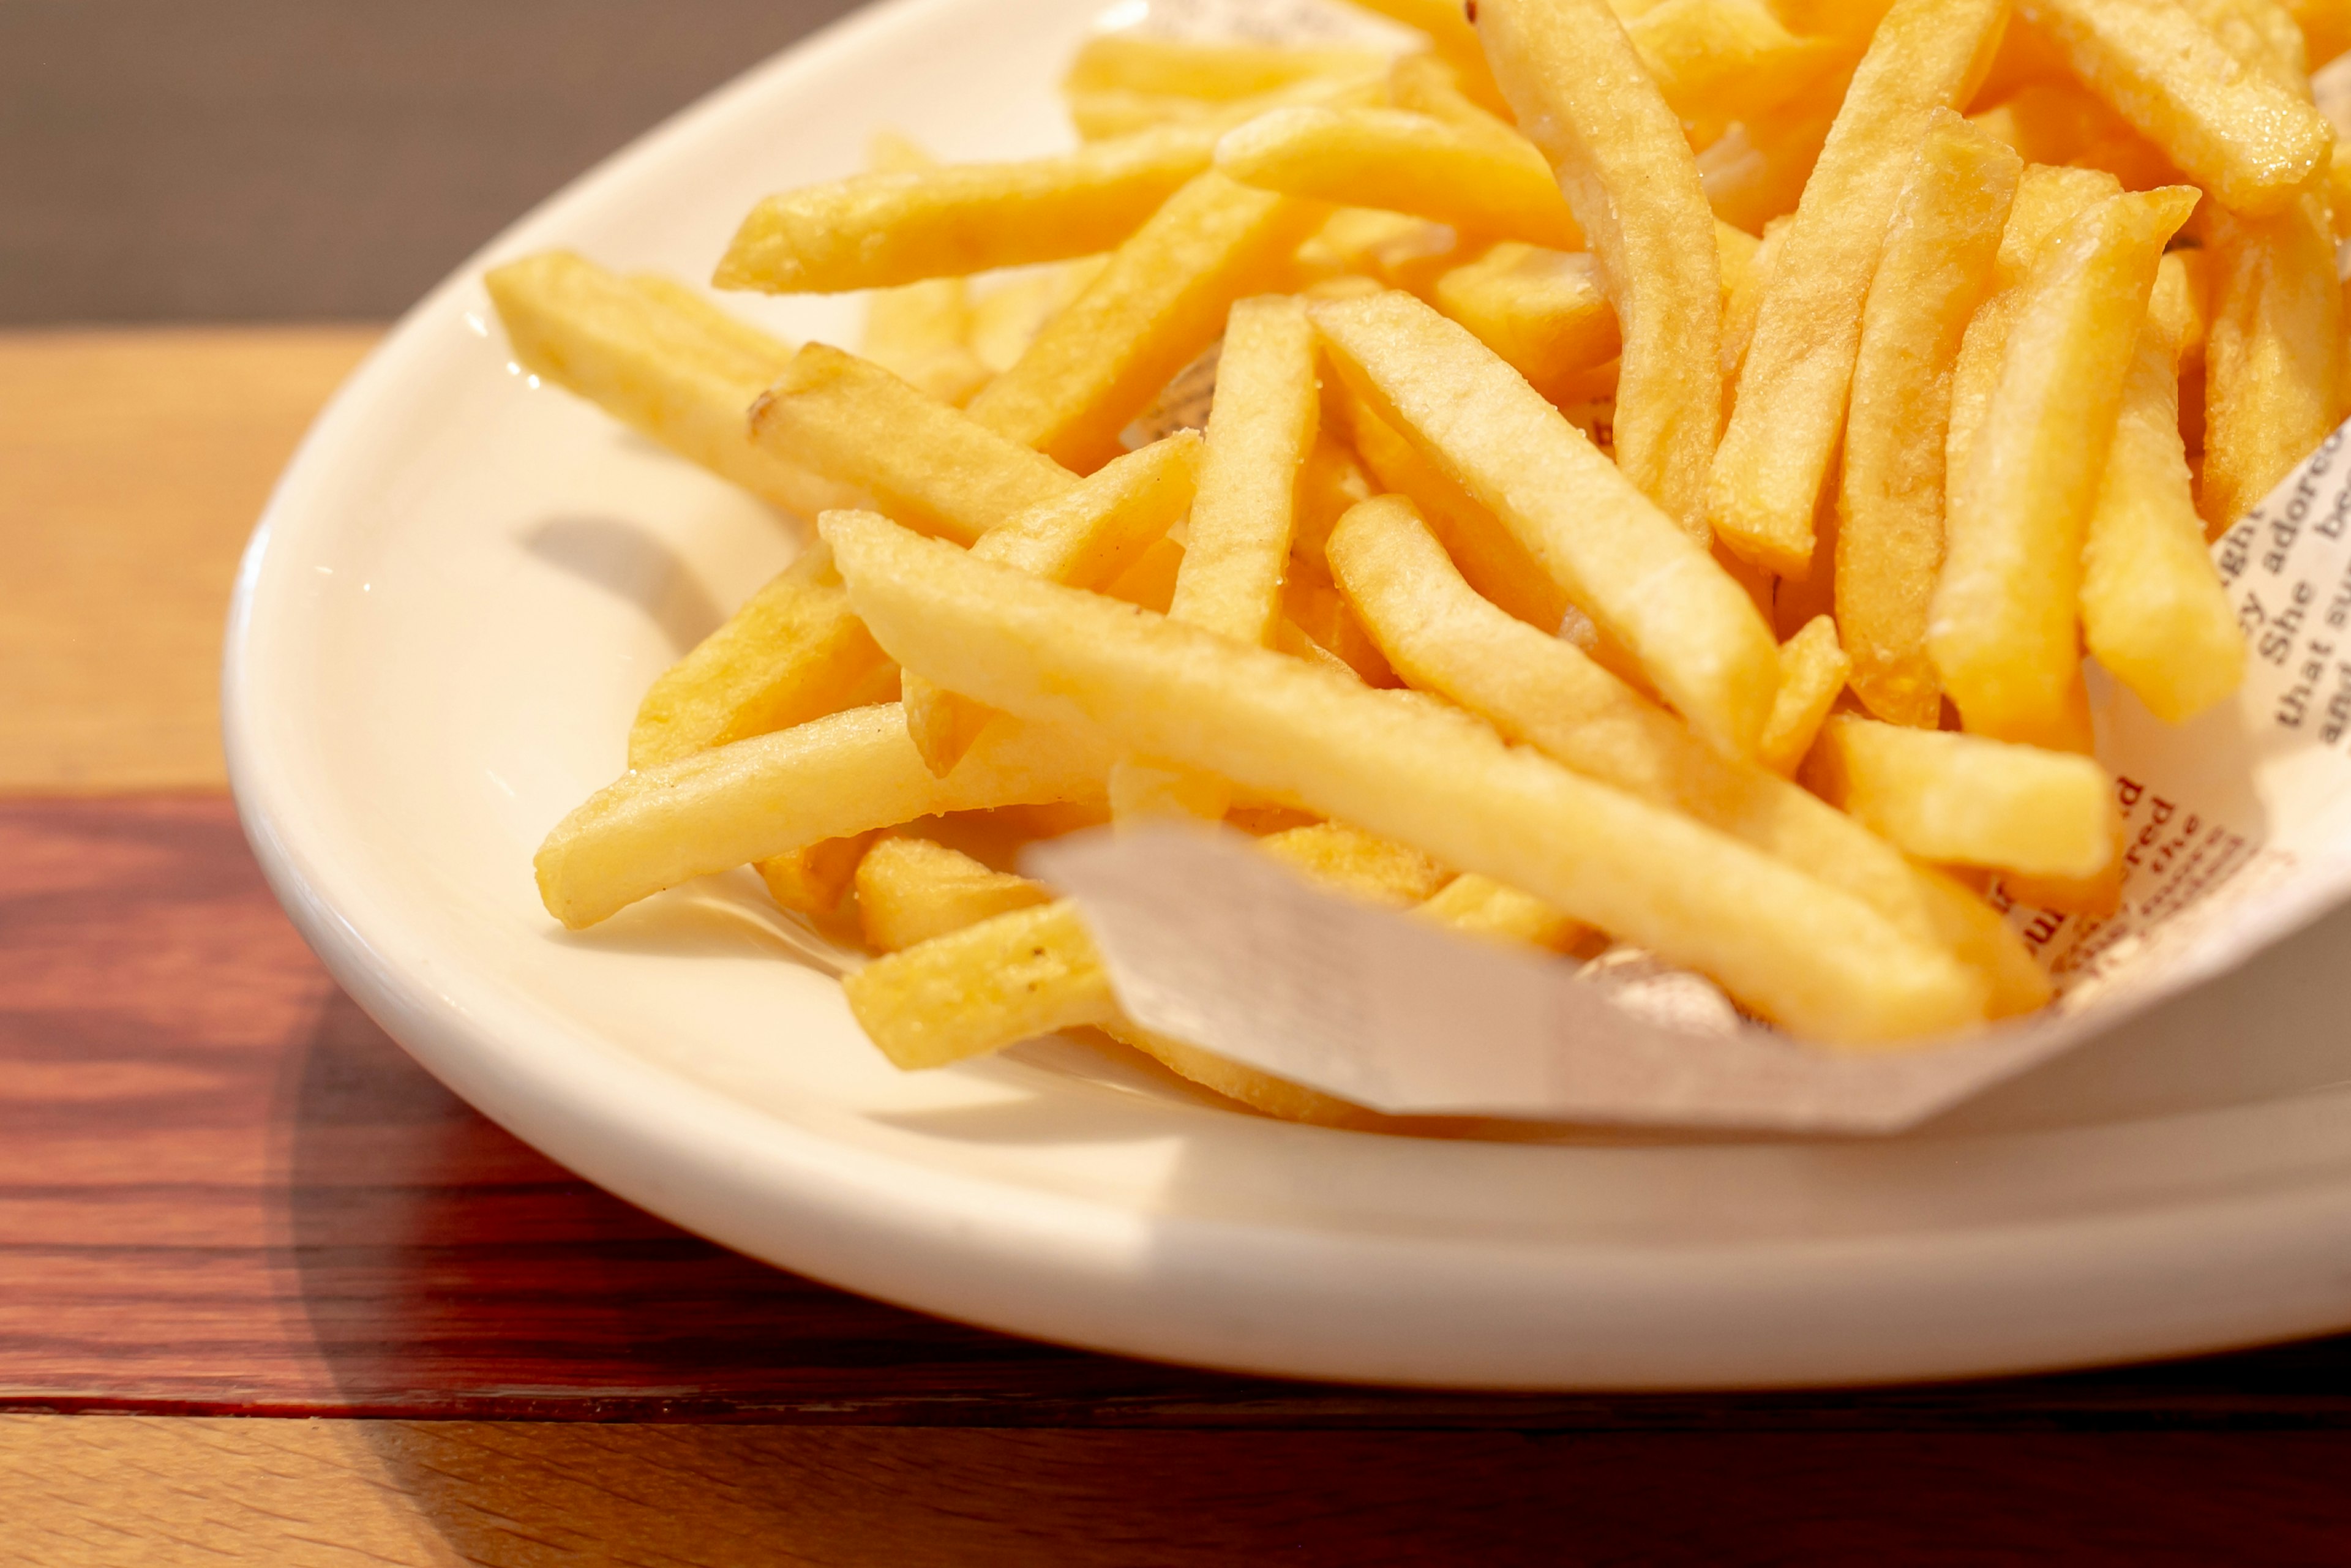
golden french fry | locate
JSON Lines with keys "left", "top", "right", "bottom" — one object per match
{"left": 905, "top": 433, "right": 1202, "bottom": 776}
{"left": 1697, "top": 75, "right": 1848, "bottom": 234}
{"left": 2287, "top": 0, "right": 2351, "bottom": 62}
{"left": 824, "top": 509, "right": 1992, "bottom": 1045}
{"left": 1620, "top": 0, "right": 1844, "bottom": 149}
{"left": 1720, "top": 216, "right": 1789, "bottom": 391}
{"left": 1708, "top": 0, "right": 2009, "bottom": 577}
{"left": 1290, "top": 432, "right": 1379, "bottom": 580}
{"left": 1064, "top": 69, "right": 1388, "bottom": 140}
{"left": 1310, "top": 290, "right": 1777, "bottom": 760}
{"left": 1340, "top": 0, "right": 1515, "bottom": 114}
{"left": 1283, "top": 576, "right": 1398, "bottom": 686}
{"left": 1930, "top": 186, "right": 2200, "bottom": 743}
{"left": 2150, "top": 247, "right": 2210, "bottom": 369}
{"left": 1758, "top": 615, "right": 1853, "bottom": 777}
{"left": 1475, "top": 0, "right": 1723, "bottom": 535}
{"left": 855, "top": 835, "right": 1052, "bottom": 953}
{"left": 1215, "top": 107, "right": 1584, "bottom": 249}
{"left": 1255, "top": 820, "right": 1451, "bottom": 907}
{"left": 750, "top": 343, "right": 1075, "bottom": 547}
{"left": 759, "top": 831, "right": 878, "bottom": 918}
{"left": 962, "top": 173, "right": 1325, "bottom": 472}
{"left": 1409, "top": 874, "right": 1585, "bottom": 953}
{"left": 485, "top": 252, "right": 853, "bottom": 519}
{"left": 1385, "top": 51, "right": 1524, "bottom": 141}
{"left": 1804, "top": 715, "right": 2118, "bottom": 879}
{"left": 2200, "top": 192, "right": 2344, "bottom": 535}
{"left": 2082, "top": 304, "right": 2249, "bottom": 722}
{"left": 1063, "top": 34, "right": 1392, "bottom": 101}
{"left": 1837, "top": 114, "right": 2022, "bottom": 729}
{"left": 1968, "top": 81, "right": 2181, "bottom": 191}
{"left": 2016, "top": 0, "right": 2331, "bottom": 216}
{"left": 857, "top": 132, "right": 991, "bottom": 406}
{"left": 967, "top": 258, "right": 1110, "bottom": 378}
{"left": 713, "top": 123, "right": 1223, "bottom": 294}
{"left": 534, "top": 703, "right": 1113, "bottom": 929}
{"left": 1325, "top": 495, "right": 2045, "bottom": 1015}
{"left": 2180, "top": 0, "right": 2310, "bottom": 90}
{"left": 847, "top": 900, "right": 1120, "bottom": 1068}
{"left": 628, "top": 541, "right": 890, "bottom": 770}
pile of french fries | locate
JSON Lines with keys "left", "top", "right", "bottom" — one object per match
{"left": 498, "top": 0, "right": 2350, "bottom": 1124}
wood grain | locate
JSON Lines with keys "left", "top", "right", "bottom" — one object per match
{"left": 0, "top": 328, "right": 378, "bottom": 792}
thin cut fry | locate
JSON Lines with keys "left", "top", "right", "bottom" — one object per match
{"left": 1621, "top": 0, "right": 1844, "bottom": 149}
{"left": 1804, "top": 715, "right": 2118, "bottom": 879}
{"left": 1311, "top": 290, "right": 1777, "bottom": 760}
{"left": 759, "top": 832, "right": 878, "bottom": 918}
{"left": 1064, "top": 35, "right": 1391, "bottom": 101}
{"left": 1837, "top": 114, "right": 2022, "bottom": 729}
{"left": 825, "top": 509, "right": 1992, "bottom": 1045}
{"left": 2200, "top": 192, "right": 2344, "bottom": 535}
{"left": 857, "top": 132, "right": 991, "bottom": 405}
{"left": 1697, "top": 76, "right": 1848, "bottom": 234}
{"left": 1340, "top": 0, "right": 1514, "bottom": 114}
{"left": 1708, "top": 0, "right": 2009, "bottom": 577}
{"left": 963, "top": 173, "right": 1325, "bottom": 471}
{"left": 1968, "top": 81, "right": 2180, "bottom": 191}
{"left": 1475, "top": 0, "right": 1723, "bottom": 535}
{"left": 1758, "top": 615, "right": 1853, "bottom": 777}
{"left": 855, "top": 836, "right": 1052, "bottom": 953}
{"left": 1409, "top": 874, "right": 1585, "bottom": 953}
{"left": 967, "top": 258, "right": 1110, "bottom": 377}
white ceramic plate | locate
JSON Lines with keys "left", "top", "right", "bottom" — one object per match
{"left": 225, "top": 0, "right": 2351, "bottom": 1389}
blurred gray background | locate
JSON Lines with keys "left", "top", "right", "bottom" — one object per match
{"left": 1, "top": 0, "right": 867, "bottom": 323}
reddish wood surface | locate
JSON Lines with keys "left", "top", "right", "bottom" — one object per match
{"left": 7, "top": 793, "right": 2351, "bottom": 1431}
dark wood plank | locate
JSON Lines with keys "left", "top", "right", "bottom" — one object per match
{"left": 6, "top": 793, "right": 2351, "bottom": 1425}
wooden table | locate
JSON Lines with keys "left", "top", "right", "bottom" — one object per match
{"left": 6, "top": 329, "right": 2351, "bottom": 1564}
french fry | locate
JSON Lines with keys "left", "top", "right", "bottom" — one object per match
{"left": 857, "top": 132, "right": 991, "bottom": 406}
{"left": 713, "top": 124, "right": 1224, "bottom": 294}
{"left": 1064, "top": 70, "right": 1387, "bottom": 140}
{"left": 904, "top": 432, "right": 1202, "bottom": 776}
{"left": 484, "top": 252, "right": 853, "bottom": 519}
{"left": 1215, "top": 107, "right": 1584, "bottom": 250}
{"left": 1255, "top": 820, "right": 1452, "bottom": 906}
{"left": 534, "top": 703, "right": 1114, "bottom": 929}
{"left": 1310, "top": 290, "right": 1777, "bottom": 760}
{"left": 1385, "top": 51, "right": 1524, "bottom": 142}
{"left": 2082, "top": 293, "right": 2249, "bottom": 722}
{"left": 1620, "top": 0, "right": 1845, "bottom": 149}
{"left": 1969, "top": 81, "right": 2183, "bottom": 190}
{"left": 1474, "top": 0, "right": 1723, "bottom": 536}
{"left": 1697, "top": 75, "right": 1848, "bottom": 234}
{"left": 824, "top": 509, "right": 1991, "bottom": 1045}
{"left": 1758, "top": 615, "right": 1853, "bottom": 777}
{"left": 2287, "top": 0, "right": 2351, "bottom": 63}
{"left": 1290, "top": 432, "right": 1379, "bottom": 580}
{"left": 2200, "top": 192, "right": 2344, "bottom": 535}
{"left": 962, "top": 173, "right": 1326, "bottom": 471}
{"left": 2151, "top": 247, "right": 2211, "bottom": 369}
{"left": 750, "top": 343, "right": 1075, "bottom": 547}
{"left": 2181, "top": 0, "right": 2310, "bottom": 90}
{"left": 1338, "top": 0, "right": 1515, "bottom": 115}
{"left": 1409, "top": 874, "right": 1585, "bottom": 953}
{"left": 1804, "top": 715, "right": 2118, "bottom": 880}
{"left": 1720, "top": 216, "right": 1789, "bottom": 390}
{"left": 628, "top": 541, "right": 891, "bottom": 770}
{"left": 855, "top": 835, "right": 1051, "bottom": 953}
{"left": 1708, "top": 0, "right": 2010, "bottom": 577}
{"left": 759, "top": 831, "right": 878, "bottom": 918}
{"left": 1837, "top": 114, "right": 2022, "bottom": 729}
{"left": 2015, "top": 0, "right": 2331, "bottom": 216}
{"left": 1063, "top": 35, "right": 1392, "bottom": 101}
{"left": 1930, "top": 186, "right": 2200, "bottom": 744}
{"left": 1325, "top": 496, "right": 2046, "bottom": 1015}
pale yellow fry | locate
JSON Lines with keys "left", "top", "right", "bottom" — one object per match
{"left": 1837, "top": 114, "right": 2022, "bottom": 729}
{"left": 2083, "top": 315, "right": 2249, "bottom": 722}
{"left": 825, "top": 509, "right": 1991, "bottom": 1045}
{"left": 963, "top": 173, "right": 1325, "bottom": 472}
{"left": 855, "top": 836, "right": 1051, "bottom": 953}
{"left": 1311, "top": 290, "right": 1777, "bottom": 760}
{"left": 1721, "top": 216, "right": 1790, "bottom": 390}
{"left": 627, "top": 541, "right": 890, "bottom": 770}
{"left": 1255, "top": 820, "right": 1452, "bottom": 907}
{"left": 1758, "top": 615, "right": 1853, "bottom": 777}
{"left": 1291, "top": 432, "right": 1379, "bottom": 580}
{"left": 1215, "top": 107, "right": 1583, "bottom": 249}
{"left": 1067, "top": 67, "right": 1393, "bottom": 141}
{"left": 1475, "top": 0, "right": 1723, "bottom": 536}
{"left": 967, "top": 258, "right": 1109, "bottom": 378}
{"left": 1622, "top": 0, "right": 1845, "bottom": 149}
{"left": 2150, "top": 247, "right": 2211, "bottom": 369}
{"left": 1325, "top": 496, "right": 2046, "bottom": 1016}
{"left": 1066, "top": 35, "right": 1390, "bottom": 100}
{"left": 750, "top": 343, "right": 1074, "bottom": 547}
{"left": 1708, "top": 0, "right": 2009, "bottom": 577}
{"left": 1409, "top": 874, "right": 1585, "bottom": 953}
{"left": 1931, "top": 186, "right": 2200, "bottom": 743}
{"left": 857, "top": 131, "right": 990, "bottom": 406}
{"left": 905, "top": 433, "right": 1203, "bottom": 777}
{"left": 1385, "top": 51, "right": 1524, "bottom": 142}
{"left": 713, "top": 124, "right": 1221, "bottom": 294}
{"left": 2017, "top": 0, "right": 2331, "bottom": 216}
{"left": 534, "top": 704, "right": 1112, "bottom": 929}
{"left": 1340, "top": 0, "right": 1515, "bottom": 114}
{"left": 2201, "top": 192, "right": 2344, "bottom": 535}
{"left": 1804, "top": 715, "right": 2118, "bottom": 879}
{"left": 759, "top": 831, "right": 878, "bottom": 918}
{"left": 1968, "top": 80, "right": 2183, "bottom": 191}
{"left": 484, "top": 252, "right": 850, "bottom": 519}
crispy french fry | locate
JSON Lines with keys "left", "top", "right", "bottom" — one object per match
{"left": 1340, "top": 0, "right": 1515, "bottom": 115}
{"left": 855, "top": 835, "right": 1052, "bottom": 953}
{"left": 1409, "top": 873, "right": 1586, "bottom": 953}
{"left": 1720, "top": 216, "right": 1789, "bottom": 390}
{"left": 847, "top": 899, "right": 1119, "bottom": 1068}
{"left": 1290, "top": 432, "right": 1379, "bottom": 580}
{"left": 2016, "top": 0, "right": 2331, "bottom": 216}
{"left": 963, "top": 173, "right": 1326, "bottom": 471}
{"left": 628, "top": 541, "right": 890, "bottom": 770}
{"left": 1708, "top": 0, "right": 2010, "bottom": 577}
{"left": 857, "top": 132, "right": 991, "bottom": 406}
{"left": 2150, "top": 247, "right": 2211, "bottom": 369}
{"left": 1215, "top": 107, "right": 1584, "bottom": 249}
{"left": 825, "top": 509, "right": 1992, "bottom": 1045}
{"left": 1385, "top": 51, "right": 1523, "bottom": 141}
{"left": 904, "top": 433, "right": 1202, "bottom": 776}
{"left": 1697, "top": 77, "right": 1848, "bottom": 234}
{"left": 2181, "top": 0, "right": 2311, "bottom": 91}
{"left": 967, "top": 258, "right": 1110, "bottom": 377}
{"left": 1804, "top": 715, "right": 2118, "bottom": 879}
{"left": 1475, "top": 0, "right": 1723, "bottom": 535}
{"left": 1326, "top": 496, "right": 2045, "bottom": 1015}
{"left": 534, "top": 704, "right": 1113, "bottom": 929}
{"left": 1759, "top": 615, "right": 1853, "bottom": 776}
{"left": 2200, "top": 192, "right": 2344, "bottom": 535}
{"left": 1256, "top": 820, "right": 1451, "bottom": 906}
{"left": 2082, "top": 301, "right": 2249, "bottom": 722}
{"left": 485, "top": 252, "right": 853, "bottom": 519}
{"left": 1930, "top": 186, "right": 2200, "bottom": 743}
{"left": 759, "top": 831, "right": 878, "bottom": 918}
{"left": 750, "top": 343, "right": 1075, "bottom": 547}
{"left": 1065, "top": 69, "right": 1387, "bottom": 140}
{"left": 1837, "top": 114, "right": 2022, "bottom": 729}
{"left": 1621, "top": 0, "right": 1845, "bottom": 149}
{"left": 1968, "top": 81, "right": 2181, "bottom": 190}
{"left": 1064, "top": 35, "right": 1392, "bottom": 101}
{"left": 1311, "top": 290, "right": 1777, "bottom": 760}
{"left": 713, "top": 124, "right": 1223, "bottom": 294}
